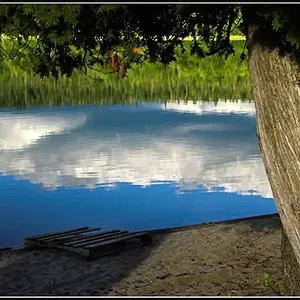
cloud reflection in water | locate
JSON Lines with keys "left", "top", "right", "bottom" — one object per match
{"left": 0, "top": 101, "right": 272, "bottom": 198}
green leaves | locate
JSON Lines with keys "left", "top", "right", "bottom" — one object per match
{"left": 257, "top": 6, "right": 300, "bottom": 54}
{"left": 22, "top": 5, "right": 37, "bottom": 16}
{"left": 0, "top": 5, "right": 10, "bottom": 18}
{"left": 0, "top": 4, "right": 246, "bottom": 80}
{"left": 61, "top": 5, "right": 80, "bottom": 26}
{"left": 97, "top": 5, "right": 117, "bottom": 14}
{"left": 22, "top": 4, "right": 80, "bottom": 29}
{"left": 263, "top": 272, "right": 284, "bottom": 296}
{"left": 33, "top": 6, "right": 61, "bottom": 28}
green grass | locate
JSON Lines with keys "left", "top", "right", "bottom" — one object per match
{"left": 0, "top": 40, "right": 251, "bottom": 108}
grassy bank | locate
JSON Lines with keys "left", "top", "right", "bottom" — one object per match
{"left": 0, "top": 40, "right": 251, "bottom": 108}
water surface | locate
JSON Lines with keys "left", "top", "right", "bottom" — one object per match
{"left": 0, "top": 100, "right": 276, "bottom": 248}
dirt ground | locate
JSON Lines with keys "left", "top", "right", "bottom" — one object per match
{"left": 0, "top": 213, "right": 283, "bottom": 296}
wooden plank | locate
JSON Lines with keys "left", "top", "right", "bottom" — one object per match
{"left": 25, "top": 227, "right": 89, "bottom": 241}
{"left": 63, "top": 230, "right": 121, "bottom": 246}
{"left": 69, "top": 231, "right": 129, "bottom": 248}
{"left": 61, "top": 230, "right": 121, "bottom": 244}
{"left": 84, "top": 232, "right": 152, "bottom": 249}
{"left": 25, "top": 228, "right": 152, "bottom": 259}
{"left": 87, "top": 232, "right": 152, "bottom": 259}
{"left": 39, "top": 228, "right": 101, "bottom": 243}
{"left": 24, "top": 238, "right": 91, "bottom": 257}
{"left": 54, "top": 233, "right": 150, "bottom": 259}
{"left": 59, "top": 245, "right": 90, "bottom": 258}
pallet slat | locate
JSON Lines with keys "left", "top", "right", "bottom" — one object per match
{"left": 63, "top": 230, "right": 123, "bottom": 247}
{"left": 62, "top": 230, "right": 121, "bottom": 245}
{"left": 87, "top": 232, "right": 152, "bottom": 259}
{"left": 40, "top": 228, "right": 101, "bottom": 242}
{"left": 25, "top": 227, "right": 89, "bottom": 241}
{"left": 84, "top": 232, "right": 151, "bottom": 249}
{"left": 70, "top": 231, "right": 129, "bottom": 248}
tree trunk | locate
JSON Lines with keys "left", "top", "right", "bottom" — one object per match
{"left": 281, "top": 228, "right": 300, "bottom": 295}
{"left": 243, "top": 7, "right": 300, "bottom": 295}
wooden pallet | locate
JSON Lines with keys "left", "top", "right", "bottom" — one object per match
{"left": 24, "top": 227, "right": 152, "bottom": 259}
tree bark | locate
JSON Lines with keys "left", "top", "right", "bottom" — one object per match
{"left": 242, "top": 7, "right": 300, "bottom": 295}
{"left": 282, "top": 228, "right": 300, "bottom": 295}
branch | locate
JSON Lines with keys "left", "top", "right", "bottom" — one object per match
{"left": 205, "top": 10, "right": 236, "bottom": 57}
{"left": 13, "top": 36, "right": 32, "bottom": 59}
{"left": 0, "top": 44, "right": 30, "bottom": 73}
{"left": 82, "top": 42, "right": 88, "bottom": 74}
{"left": 226, "top": 10, "right": 236, "bottom": 42}
{"left": 230, "top": 15, "right": 243, "bottom": 34}
{"left": 77, "top": 67, "right": 104, "bottom": 82}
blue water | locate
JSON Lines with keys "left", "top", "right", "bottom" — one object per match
{"left": 0, "top": 101, "right": 277, "bottom": 248}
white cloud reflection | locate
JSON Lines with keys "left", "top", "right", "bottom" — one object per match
{"left": 0, "top": 112, "right": 87, "bottom": 150}
{"left": 0, "top": 101, "right": 273, "bottom": 198}
{"left": 161, "top": 100, "right": 256, "bottom": 116}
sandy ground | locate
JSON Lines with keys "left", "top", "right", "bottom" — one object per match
{"left": 0, "top": 214, "right": 283, "bottom": 296}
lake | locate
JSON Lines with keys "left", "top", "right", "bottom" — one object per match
{"left": 0, "top": 100, "right": 277, "bottom": 249}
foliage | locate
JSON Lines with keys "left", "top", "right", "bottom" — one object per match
{"left": 0, "top": 4, "right": 299, "bottom": 81}
{"left": 0, "top": 4, "right": 298, "bottom": 82}
{"left": 257, "top": 6, "right": 300, "bottom": 50}
{"left": 0, "top": 4, "right": 244, "bottom": 80}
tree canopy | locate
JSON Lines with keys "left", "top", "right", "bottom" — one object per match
{"left": 0, "top": 4, "right": 300, "bottom": 80}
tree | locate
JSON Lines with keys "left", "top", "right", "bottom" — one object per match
{"left": 1, "top": 3, "right": 300, "bottom": 294}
